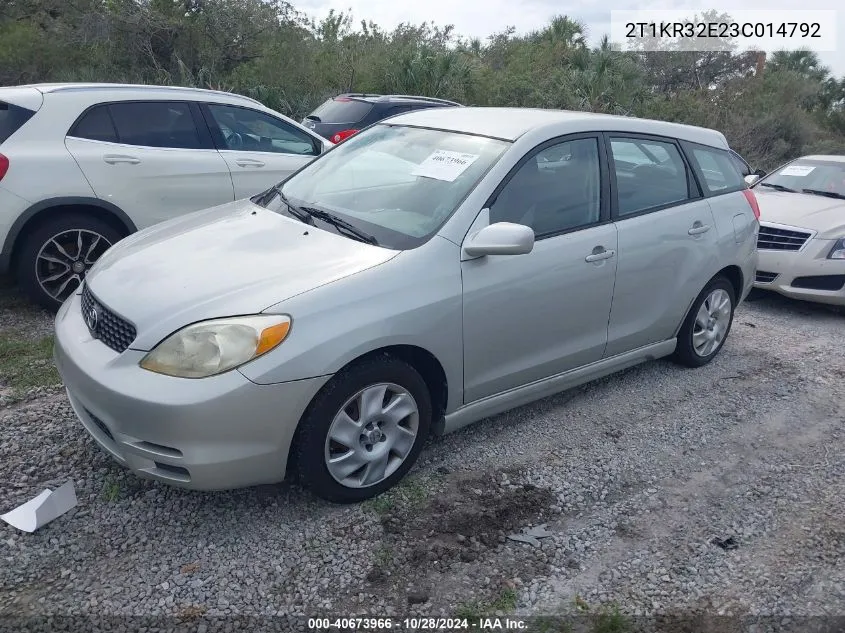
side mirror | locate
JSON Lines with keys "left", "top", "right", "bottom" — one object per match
{"left": 754, "top": 168, "right": 767, "bottom": 177}
{"left": 744, "top": 174, "right": 761, "bottom": 186}
{"left": 463, "top": 222, "right": 535, "bottom": 258}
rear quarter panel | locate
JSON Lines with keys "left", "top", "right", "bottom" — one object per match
{"left": 708, "top": 189, "right": 758, "bottom": 302}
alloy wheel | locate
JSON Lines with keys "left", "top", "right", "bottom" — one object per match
{"left": 324, "top": 382, "right": 420, "bottom": 488}
{"left": 692, "top": 288, "right": 732, "bottom": 357}
{"left": 35, "top": 229, "right": 112, "bottom": 303}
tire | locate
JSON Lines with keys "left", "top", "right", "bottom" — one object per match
{"left": 672, "top": 276, "right": 736, "bottom": 368}
{"left": 16, "top": 213, "right": 123, "bottom": 312}
{"left": 292, "top": 355, "right": 432, "bottom": 503}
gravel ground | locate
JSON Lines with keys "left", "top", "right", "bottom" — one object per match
{"left": 0, "top": 281, "right": 843, "bottom": 630}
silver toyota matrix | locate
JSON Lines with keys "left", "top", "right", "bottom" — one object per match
{"left": 54, "top": 107, "right": 759, "bottom": 502}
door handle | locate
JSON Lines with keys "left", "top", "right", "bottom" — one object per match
{"left": 688, "top": 222, "right": 711, "bottom": 235}
{"left": 585, "top": 248, "right": 616, "bottom": 263}
{"left": 103, "top": 154, "right": 140, "bottom": 165}
{"left": 235, "top": 159, "right": 265, "bottom": 168}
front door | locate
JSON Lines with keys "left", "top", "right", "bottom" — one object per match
{"left": 461, "top": 135, "right": 618, "bottom": 403}
{"left": 201, "top": 103, "right": 321, "bottom": 199}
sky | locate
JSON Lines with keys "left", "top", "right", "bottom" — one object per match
{"left": 293, "top": 0, "right": 844, "bottom": 78}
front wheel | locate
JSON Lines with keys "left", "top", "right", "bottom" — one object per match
{"left": 672, "top": 276, "right": 736, "bottom": 368}
{"left": 291, "top": 356, "right": 432, "bottom": 503}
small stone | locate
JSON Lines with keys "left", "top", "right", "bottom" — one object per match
{"left": 407, "top": 591, "right": 429, "bottom": 605}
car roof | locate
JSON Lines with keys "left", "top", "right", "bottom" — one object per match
{"left": 336, "top": 93, "right": 462, "bottom": 107}
{"left": 385, "top": 106, "right": 730, "bottom": 147}
{"left": 14, "top": 83, "right": 264, "bottom": 106}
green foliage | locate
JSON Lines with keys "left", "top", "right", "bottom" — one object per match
{"left": 2, "top": 1, "right": 844, "bottom": 165}
{"left": 0, "top": 331, "right": 60, "bottom": 394}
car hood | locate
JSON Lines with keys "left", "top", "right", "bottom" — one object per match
{"left": 85, "top": 200, "right": 399, "bottom": 350}
{"left": 754, "top": 188, "right": 845, "bottom": 238}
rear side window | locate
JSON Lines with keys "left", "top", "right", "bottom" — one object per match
{"left": 307, "top": 98, "right": 374, "bottom": 124}
{"left": 683, "top": 142, "right": 744, "bottom": 194}
{"left": 729, "top": 151, "right": 751, "bottom": 177}
{"left": 609, "top": 137, "right": 691, "bottom": 216}
{"left": 68, "top": 105, "right": 118, "bottom": 143}
{"left": 0, "top": 102, "right": 36, "bottom": 145}
{"left": 108, "top": 102, "right": 203, "bottom": 149}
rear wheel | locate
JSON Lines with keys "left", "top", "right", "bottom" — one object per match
{"left": 672, "top": 276, "right": 735, "bottom": 368}
{"left": 292, "top": 356, "right": 432, "bottom": 503}
{"left": 16, "top": 213, "right": 122, "bottom": 312}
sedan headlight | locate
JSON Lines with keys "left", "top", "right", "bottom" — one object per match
{"left": 140, "top": 315, "right": 291, "bottom": 378}
{"left": 828, "top": 238, "right": 845, "bottom": 260}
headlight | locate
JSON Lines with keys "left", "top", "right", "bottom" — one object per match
{"left": 139, "top": 315, "right": 291, "bottom": 378}
{"left": 828, "top": 238, "right": 845, "bottom": 260}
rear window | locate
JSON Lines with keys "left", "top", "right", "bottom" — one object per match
{"left": 729, "top": 151, "right": 751, "bottom": 177}
{"left": 0, "top": 102, "right": 36, "bottom": 145}
{"left": 683, "top": 142, "right": 744, "bottom": 194}
{"left": 68, "top": 105, "right": 119, "bottom": 143}
{"left": 109, "top": 102, "right": 202, "bottom": 149}
{"left": 307, "top": 98, "right": 374, "bottom": 124}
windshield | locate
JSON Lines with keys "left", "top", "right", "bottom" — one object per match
{"left": 306, "top": 98, "right": 373, "bottom": 124}
{"left": 758, "top": 159, "right": 845, "bottom": 198}
{"left": 273, "top": 124, "right": 510, "bottom": 249}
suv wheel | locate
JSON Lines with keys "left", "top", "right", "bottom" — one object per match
{"left": 672, "top": 276, "right": 736, "bottom": 368}
{"left": 292, "top": 356, "right": 432, "bottom": 503}
{"left": 16, "top": 213, "right": 121, "bottom": 312}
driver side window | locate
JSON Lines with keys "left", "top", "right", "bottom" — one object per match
{"left": 205, "top": 104, "right": 318, "bottom": 156}
{"left": 489, "top": 137, "right": 601, "bottom": 238}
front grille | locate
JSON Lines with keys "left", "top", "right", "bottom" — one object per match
{"left": 791, "top": 275, "right": 845, "bottom": 291}
{"left": 80, "top": 284, "right": 137, "bottom": 353}
{"left": 755, "top": 271, "right": 779, "bottom": 284}
{"left": 757, "top": 224, "right": 812, "bottom": 251}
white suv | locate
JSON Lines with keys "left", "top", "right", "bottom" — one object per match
{"left": 0, "top": 83, "right": 331, "bottom": 310}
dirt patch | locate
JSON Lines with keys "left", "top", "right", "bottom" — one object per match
{"left": 376, "top": 470, "right": 555, "bottom": 570}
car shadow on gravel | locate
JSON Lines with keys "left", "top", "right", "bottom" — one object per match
{"left": 744, "top": 290, "right": 844, "bottom": 319}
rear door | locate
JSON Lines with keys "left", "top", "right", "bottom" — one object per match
{"left": 201, "top": 103, "right": 322, "bottom": 199}
{"left": 604, "top": 134, "right": 720, "bottom": 357}
{"left": 65, "top": 101, "right": 234, "bottom": 229}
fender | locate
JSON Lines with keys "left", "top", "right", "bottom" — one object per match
{"left": 0, "top": 197, "right": 137, "bottom": 273}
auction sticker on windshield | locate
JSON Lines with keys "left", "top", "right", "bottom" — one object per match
{"left": 780, "top": 165, "right": 816, "bottom": 177}
{"left": 412, "top": 150, "right": 480, "bottom": 182}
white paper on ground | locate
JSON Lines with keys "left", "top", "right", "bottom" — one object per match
{"left": 411, "top": 150, "right": 480, "bottom": 182}
{"left": 1, "top": 481, "right": 78, "bottom": 533}
{"left": 779, "top": 165, "right": 815, "bottom": 177}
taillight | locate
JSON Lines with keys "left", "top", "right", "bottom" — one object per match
{"left": 331, "top": 129, "right": 359, "bottom": 143}
{"left": 743, "top": 188, "right": 760, "bottom": 221}
{"left": 0, "top": 154, "right": 8, "bottom": 182}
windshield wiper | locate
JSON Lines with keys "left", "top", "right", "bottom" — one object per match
{"left": 252, "top": 183, "right": 282, "bottom": 207}
{"left": 301, "top": 207, "right": 378, "bottom": 245}
{"left": 253, "top": 185, "right": 314, "bottom": 224}
{"left": 759, "top": 183, "right": 797, "bottom": 193}
{"left": 252, "top": 187, "right": 377, "bottom": 244}
{"left": 801, "top": 188, "right": 845, "bottom": 200}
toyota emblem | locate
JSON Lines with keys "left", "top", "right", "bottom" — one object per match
{"left": 85, "top": 305, "right": 99, "bottom": 336}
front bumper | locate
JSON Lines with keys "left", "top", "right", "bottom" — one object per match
{"left": 755, "top": 238, "right": 845, "bottom": 307}
{"left": 53, "top": 291, "right": 330, "bottom": 490}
